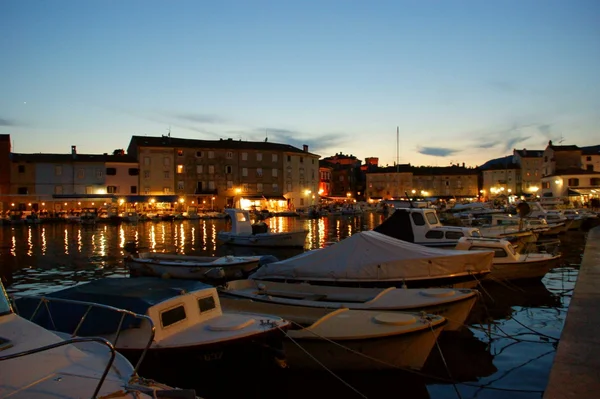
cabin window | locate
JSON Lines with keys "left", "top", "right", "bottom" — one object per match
{"left": 425, "top": 230, "right": 444, "bottom": 239}
{"left": 425, "top": 212, "right": 438, "bottom": 224}
{"left": 160, "top": 305, "right": 187, "bottom": 328}
{"left": 473, "top": 246, "right": 508, "bottom": 258}
{"left": 198, "top": 296, "right": 217, "bottom": 313}
{"left": 411, "top": 213, "right": 425, "bottom": 226}
{"left": 445, "top": 231, "right": 464, "bottom": 239}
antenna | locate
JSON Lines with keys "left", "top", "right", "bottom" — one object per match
{"left": 167, "top": 126, "right": 171, "bottom": 137}
{"left": 265, "top": 129, "right": 268, "bottom": 142}
{"left": 558, "top": 134, "right": 565, "bottom": 144}
{"left": 396, "top": 126, "right": 399, "bottom": 172}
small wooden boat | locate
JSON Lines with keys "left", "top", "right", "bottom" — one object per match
{"left": 217, "top": 208, "right": 308, "bottom": 247}
{"left": 220, "top": 297, "right": 446, "bottom": 371}
{"left": 15, "top": 278, "right": 290, "bottom": 385}
{"left": 220, "top": 279, "right": 478, "bottom": 331}
{"left": 0, "top": 281, "right": 195, "bottom": 399}
{"left": 125, "top": 252, "right": 264, "bottom": 281}
{"left": 454, "top": 237, "right": 561, "bottom": 281}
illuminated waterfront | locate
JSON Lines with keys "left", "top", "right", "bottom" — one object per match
{"left": 0, "top": 215, "right": 587, "bottom": 399}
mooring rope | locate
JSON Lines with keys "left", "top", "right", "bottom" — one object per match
{"left": 276, "top": 325, "right": 368, "bottom": 399}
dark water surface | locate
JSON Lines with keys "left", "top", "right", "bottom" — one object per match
{"left": 0, "top": 214, "right": 587, "bottom": 399}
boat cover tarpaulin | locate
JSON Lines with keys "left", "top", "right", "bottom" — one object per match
{"left": 251, "top": 231, "right": 493, "bottom": 282}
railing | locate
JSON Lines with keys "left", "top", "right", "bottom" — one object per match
{"left": 12, "top": 295, "right": 155, "bottom": 377}
{"left": 0, "top": 336, "right": 117, "bottom": 398}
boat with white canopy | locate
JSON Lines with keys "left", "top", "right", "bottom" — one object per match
{"left": 250, "top": 230, "right": 493, "bottom": 288}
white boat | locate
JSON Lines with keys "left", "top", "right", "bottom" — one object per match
{"left": 122, "top": 209, "right": 140, "bottom": 223}
{"left": 80, "top": 207, "right": 99, "bottom": 225}
{"left": 217, "top": 208, "right": 308, "bottom": 247}
{"left": 0, "top": 281, "right": 196, "bottom": 399}
{"left": 454, "top": 237, "right": 561, "bottom": 281}
{"left": 125, "top": 252, "right": 264, "bottom": 281}
{"left": 220, "top": 279, "right": 478, "bottom": 331}
{"left": 183, "top": 206, "right": 200, "bottom": 220}
{"left": 15, "top": 278, "right": 290, "bottom": 384}
{"left": 250, "top": 230, "right": 493, "bottom": 288}
{"left": 374, "top": 207, "right": 483, "bottom": 248}
{"left": 220, "top": 297, "right": 446, "bottom": 371}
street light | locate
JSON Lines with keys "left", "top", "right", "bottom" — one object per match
{"left": 211, "top": 196, "right": 215, "bottom": 210}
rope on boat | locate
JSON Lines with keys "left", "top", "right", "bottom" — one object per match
{"left": 470, "top": 273, "right": 493, "bottom": 302}
{"left": 276, "top": 325, "right": 368, "bottom": 399}
{"left": 428, "top": 323, "right": 463, "bottom": 399}
{"left": 282, "top": 320, "right": 547, "bottom": 394}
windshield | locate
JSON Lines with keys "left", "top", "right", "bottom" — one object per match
{"left": 0, "top": 282, "right": 12, "bottom": 315}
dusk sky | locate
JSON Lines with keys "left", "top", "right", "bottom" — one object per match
{"left": 2, "top": 0, "right": 599, "bottom": 167}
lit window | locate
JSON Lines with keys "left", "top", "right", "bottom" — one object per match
{"left": 177, "top": 165, "right": 184, "bottom": 174}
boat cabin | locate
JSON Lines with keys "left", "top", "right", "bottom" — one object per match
{"left": 374, "top": 207, "right": 482, "bottom": 247}
{"left": 455, "top": 237, "right": 516, "bottom": 259}
{"left": 15, "top": 278, "right": 226, "bottom": 343}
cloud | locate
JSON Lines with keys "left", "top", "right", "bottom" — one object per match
{"left": 173, "top": 113, "right": 226, "bottom": 124}
{"left": 416, "top": 146, "right": 461, "bottom": 157}
{"left": 538, "top": 124, "right": 552, "bottom": 137}
{"left": 257, "top": 127, "right": 347, "bottom": 154}
{"left": 477, "top": 140, "right": 501, "bottom": 149}
{"left": 504, "top": 136, "right": 531, "bottom": 151}
{"left": 0, "top": 118, "right": 15, "bottom": 126}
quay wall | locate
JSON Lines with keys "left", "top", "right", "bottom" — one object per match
{"left": 544, "top": 225, "right": 600, "bottom": 398}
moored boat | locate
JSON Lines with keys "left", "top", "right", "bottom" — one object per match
{"left": 220, "top": 297, "right": 446, "bottom": 371}
{"left": 0, "top": 281, "right": 195, "bottom": 399}
{"left": 217, "top": 208, "right": 308, "bottom": 247}
{"left": 14, "top": 278, "right": 290, "bottom": 385}
{"left": 250, "top": 230, "right": 493, "bottom": 289}
{"left": 125, "top": 252, "right": 264, "bottom": 281}
{"left": 454, "top": 236, "right": 561, "bottom": 281}
{"left": 220, "top": 279, "right": 478, "bottom": 331}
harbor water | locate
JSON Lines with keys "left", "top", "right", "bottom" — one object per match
{"left": 0, "top": 214, "right": 587, "bottom": 399}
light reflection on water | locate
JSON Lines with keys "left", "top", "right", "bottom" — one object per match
{"left": 0, "top": 216, "right": 587, "bottom": 399}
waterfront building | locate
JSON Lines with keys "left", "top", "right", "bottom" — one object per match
{"left": 4, "top": 146, "right": 133, "bottom": 212}
{"left": 582, "top": 145, "right": 600, "bottom": 172}
{"left": 540, "top": 141, "right": 600, "bottom": 204}
{"left": 365, "top": 164, "right": 478, "bottom": 201}
{"left": 512, "top": 148, "right": 544, "bottom": 197}
{"left": 284, "top": 145, "right": 320, "bottom": 210}
{"left": 0, "top": 135, "right": 10, "bottom": 212}
{"left": 318, "top": 162, "right": 333, "bottom": 198}
{"left": 413, "top": 165, "right": 479, "bottom": 199}
{"left": 127, "top": 135, "right": 319, "bottom": 212}
{"left": 366, "top": 164, "right": 413, "bottom": 201}
{"left": 481, "top": 162, "right": 521, "bottom": 200}
{"left": 320, "top": 153, "right": 363, "bottom": 201}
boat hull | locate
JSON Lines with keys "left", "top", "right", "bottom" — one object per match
{"left": 484, "top": 258, "right": 558, "bottom": 281}
{"left": 118, "top": 328, "right": 287, "bottom": 385}
{"left": 126, "top": 258, "right": 260, "bottom": 281}
{"left": 257, "top": 271, "right": 489, "bottom": 290}
{"left": 283, "top": 321, "right": 445, "bottom": 371}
